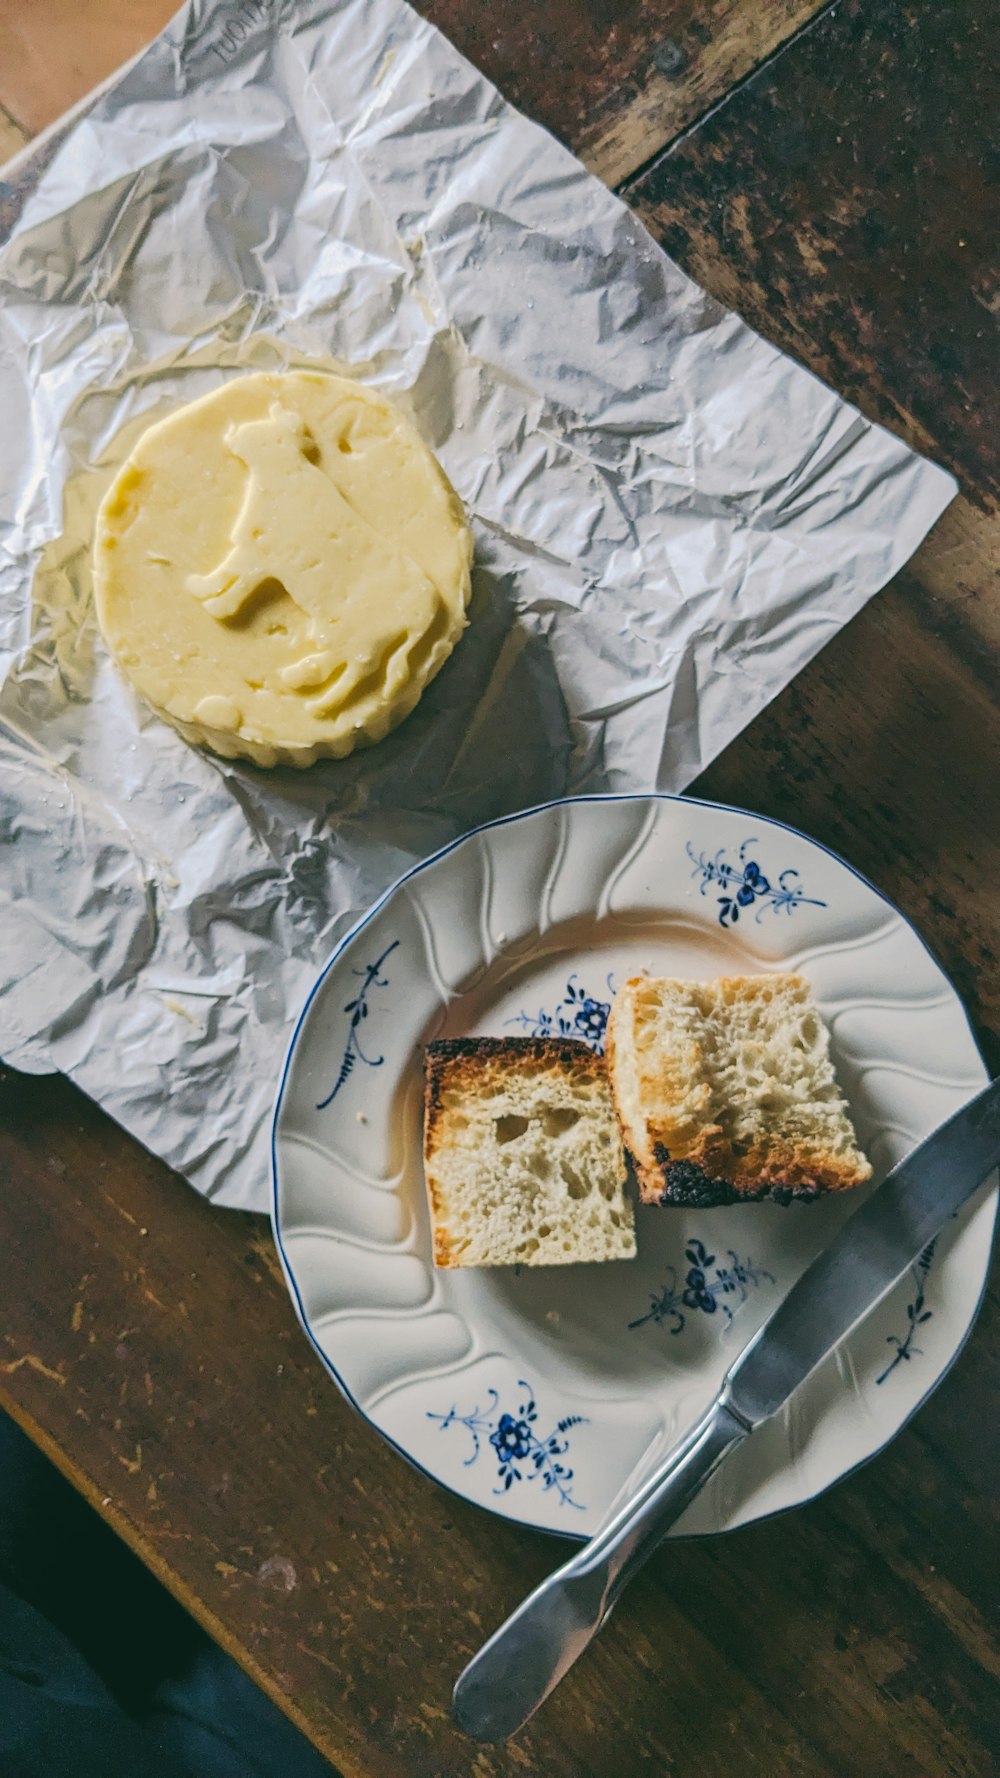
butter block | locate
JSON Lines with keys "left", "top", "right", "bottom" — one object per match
{"left": 93, "top": 370, "right": 473, "bottom": 767}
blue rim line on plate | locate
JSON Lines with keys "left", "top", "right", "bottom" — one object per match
{"left": 269, "top": 791, "right": 997, "bottom": 1542}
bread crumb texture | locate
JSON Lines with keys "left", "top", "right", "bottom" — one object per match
{"left": 423, "top": 1037, "right": 636, "bottom": 1267}
{"left": 606, "top": 973, "right": 871, "bottom": 1206}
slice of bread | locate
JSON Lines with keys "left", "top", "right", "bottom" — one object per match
{"left": 605, "top": 973, "right": 871, "bottom": 1207}
{"left": 423, "top": 1037, "right": 636, "bottom": 1267}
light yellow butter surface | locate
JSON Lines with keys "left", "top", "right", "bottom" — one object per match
{"left": 93, "top": 371, "right": 473, "bottom": 766}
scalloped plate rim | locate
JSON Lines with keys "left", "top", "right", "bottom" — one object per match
{"left": 270, "top": 791, "right": 997, "bottom": 1541}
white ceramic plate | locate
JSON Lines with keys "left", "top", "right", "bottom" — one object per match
{"left": 271, "top": 795, "right": 995, "bottom": 1538}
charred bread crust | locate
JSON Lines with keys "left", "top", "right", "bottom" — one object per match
{"left": 424, "top": 1034, "right": 604, "bottom": 1078}
{"left": 633, "top": 1142, "right": 862, "bottom": 1207}
{"left": 647, "top": 1151, "right": 827, "bottom": 1207}
{"left": 424, "top": 1036, "right": 604, "bottom": 1132}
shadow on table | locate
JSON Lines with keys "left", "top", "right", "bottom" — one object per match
{"left": 0, "top": 1412, "right": 339, "bottom": 1778}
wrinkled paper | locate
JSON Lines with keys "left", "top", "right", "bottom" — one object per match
{"left": 0, "top": 0, "right": 955, "bottom": 1208}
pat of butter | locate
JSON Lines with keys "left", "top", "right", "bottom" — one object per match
{"left": 93, "top": 370, "right": 473, "bottom": 767}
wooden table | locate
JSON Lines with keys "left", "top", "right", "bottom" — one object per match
{"left": 2, "top": 4, "right": 998, "bottom": 1774}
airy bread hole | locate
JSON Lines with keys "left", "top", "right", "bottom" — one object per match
{"left": 300, "top": 431, "right": 322, "bottom": 465}
{"left": 559, "top": 1158, "right": 589, "bottom": 1200}
{"left": 338, "top": 435, "right": 354, "bottom": 454}
{"left": 426, "top": 1042, "right": 635, "bottom": 1267}
{"left": 541, "top": 1107, "right": 581, "bottom": 1139}
{"left": 495, "top": 1113, "right": 529, "bottom": 1144}
{"left": 614, "top": 973, "right": 869, "bottom": 1198}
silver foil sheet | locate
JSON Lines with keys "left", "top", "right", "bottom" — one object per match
{"left": 0, "top": 0, "right": 954, "bottom": 1207}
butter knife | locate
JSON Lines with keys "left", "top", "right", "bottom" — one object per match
{"left": 453, "top": 1076, "right": 1000, "bottom": 1743}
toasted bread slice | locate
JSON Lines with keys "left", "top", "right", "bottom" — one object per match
{"left": 423, "top": 1036, "right": 635, "bottom": 1267}
{"left": 605, "top": 973, "right": 871, "bottom": 1206}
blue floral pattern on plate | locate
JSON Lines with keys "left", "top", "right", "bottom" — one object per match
{"left": 630, "top": 1238, "right": 775, "bottom": 1335}
{"left": 316, "top": 938, "right": 398, "bottom": 1109}
{"left": 687, "top": 838, "right": 826, "bottom": 927}
{"left": 276, "top": 795, "right": 993, "bottom": 1542}
{"left": 876, "top": 1241, "right": 936, "bottom": 1384}
{"left": 505, "top": 972, "right": 614, "bottom": 1054}
{"left": 427, "top": 1380, "right": 587, "bottom": 1508}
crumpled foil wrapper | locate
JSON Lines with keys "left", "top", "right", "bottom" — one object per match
{"left": 0, "top": 0, "right": 954, "bottom": 1209}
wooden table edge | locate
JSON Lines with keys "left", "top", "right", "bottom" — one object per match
{"left": 0, "top": 1382, "right": 355, "bottom": 1775}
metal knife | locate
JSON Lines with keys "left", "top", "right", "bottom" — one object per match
{"left": 453, "top": 1076, "right": 1000, "bottom": 1743}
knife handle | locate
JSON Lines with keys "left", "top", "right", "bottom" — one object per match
{"left": 452, "top": 1395, "right": 749, "bottom": 1743}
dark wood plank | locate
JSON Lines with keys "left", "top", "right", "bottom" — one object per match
{"left": 625, "top": 0, "right": 1000, "bottom": 1068}
{"left": 2, "top": 0, "right": 999, "bottom": 1773}
{"left": 619, "top": 14, "right": 1000, "bottom": 1755}
{"left": 689, "top": 542, "right": 1000, "bottom": 1071}
{"left": 4, "top": 1062, "right": 998, "bottom": 1778}
{"left": 421, "top": 0, "right": 827, "bottom": 184}
{"left": 625, "top": 0, "right": 999, "bottom": 501}
{"left": 0, "top": 0, "right": 827, "bottom": 185}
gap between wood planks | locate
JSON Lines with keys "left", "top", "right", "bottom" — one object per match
{"left": 3, "top": 7, "right": 996, "bottom": 1776}
{"left": 0, "top": 102, "right": 29, "bottom": 165}
{"left": 606, "top": 0, "right": 841, "bottom": 194}
{"left": 0, "top": 2, "right": 834, "bottom": 193}
{"left": 579, "top": 0, "right": 836, "bottom": 188}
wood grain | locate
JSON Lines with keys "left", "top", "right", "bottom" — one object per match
{"left": 0, "top": 103, "right": 29, "bottom": 167}
{"left": 2, "top": 0, "right": 999, "bottom": 1773}
{"left": 421, "top": 0, "right": 830, "bottom": 186}
{"left": 626, "top": 0, "right": 1000, "bottom": 1068}
{"left": 690, "top": 510, "right": 1000, "bottom": 1067}
{"left": 625, "top": 0, "right": 1000, "bottom": 501}
{"left": 4, "top": 1063, "right": 997, "bottom": 1778}
{"left": 0, "top": 0, "right": 828, "bottom": 184}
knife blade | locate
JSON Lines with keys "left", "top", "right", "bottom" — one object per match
{"left": 453, "top": 1076, "right": 1000, "bottom": 1743}
{"left": 727, "top": 1072, "right": 1000, "bottom": 1423}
